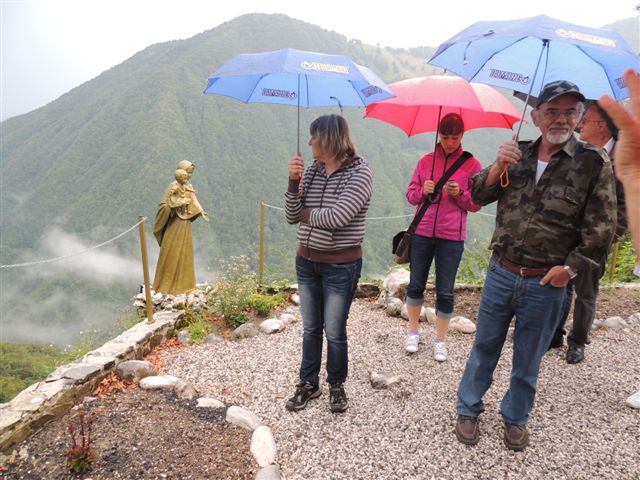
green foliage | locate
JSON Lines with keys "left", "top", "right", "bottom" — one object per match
{"left": 0, "top": 342, "right": 80, "bottom": 402}
{"left": 175, "top": 307, "right": 213, "bottom": 342}
{"left": 247, "top": 291, "right": 287, "bottom": 316}
{"left": 188, "top": 318, "right": 213, "bottom": 342}
{"left": 602, "top": 235, "right": 640, "bottom": 285}
{"left": 230, "top": 313, "right": 250, "bottom": 328}
{"left": 457, "top": 240, "right": 493, "bottom": 285}
{"left": 65, "top": 412, "right": 96, "bottom": 474}
{"left": 209, "top": 255, "right": 258, "bottom": 324}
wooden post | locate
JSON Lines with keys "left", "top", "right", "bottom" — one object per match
{"left": 259, "top": 201, "right": 265, "bottom": 287}
{"left": 138, "top": 216, "right": 154, "bottom": 323}
{"left": 609, "top": 242, "right": 620, "bottom": 285}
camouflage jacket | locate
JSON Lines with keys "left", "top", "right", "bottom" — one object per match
{"left": 471, "top": 136, "right": 616, "bottom": 272}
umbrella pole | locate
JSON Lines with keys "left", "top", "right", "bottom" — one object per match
{"left": 297, "top": 75, "right": 301, "bottom": 156}
{"left": 514, "top": 40, "right": 549, "bottom": 141}
{"left": 502, "top": 40, "right": 549, "bottom": 188}
{"left": 430, "top": 106, "right": 443, "bottom": 180}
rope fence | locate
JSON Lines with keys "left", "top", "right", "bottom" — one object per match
{"left": 0, "top": 218, "right": 147, "bottom": 269}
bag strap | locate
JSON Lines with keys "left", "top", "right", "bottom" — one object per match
{"left": 407, "top": 151, "right": 473, "bottom": 233}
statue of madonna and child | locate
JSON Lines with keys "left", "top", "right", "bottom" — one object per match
{"left": 152, "top": 160, "right": 209, "bottom": 295}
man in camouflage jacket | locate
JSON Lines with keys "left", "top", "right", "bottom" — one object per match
{"left": 453, "top": 81, "right": 617, "bottom": 451}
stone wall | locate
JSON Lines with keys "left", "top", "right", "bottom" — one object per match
{"left": 0, "top": 310, "right": 183, "bottom": 450}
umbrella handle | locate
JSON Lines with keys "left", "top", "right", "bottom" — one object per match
{"left": 500, "top": 166, "right": 509, "bottom": 187}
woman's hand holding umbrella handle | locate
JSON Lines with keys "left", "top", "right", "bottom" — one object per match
{"left": 288, "top": 155, "right": 305, "bottom": 180}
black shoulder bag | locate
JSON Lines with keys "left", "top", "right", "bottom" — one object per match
{"left": 392, "top": 151, "right": 473, "bottom": 264}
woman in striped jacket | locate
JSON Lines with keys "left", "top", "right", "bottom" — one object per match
{"left": 284, "top": 114, "right": 372, "bottom": 414}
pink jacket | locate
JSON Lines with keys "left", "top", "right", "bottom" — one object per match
{"left": 406, "top": 145, "right": 482, "bottom": 241}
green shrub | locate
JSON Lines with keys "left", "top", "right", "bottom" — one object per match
{"left": 230, "top": 313, "right": 250, "bottom": 328}
{"left": 247, "top": 292, "right": 287, "bottom": 316}
{"left": 188, "top": 319, "right": 213, "bottom": 342}
{"left": 603, "top": 234, "right": 639, "bottom": 285}
{"left": 209, "top": 255, "right": 258, "bottom": 323}
{"left": 457, "top": 240, "right": 492, "bottom": 285}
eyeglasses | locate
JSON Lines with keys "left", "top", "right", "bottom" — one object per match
{"left": 538, "top": 109, "right": 581, "bottom": 121}
{"left": 579, "top": 118, "right": 604, "bottom": 126}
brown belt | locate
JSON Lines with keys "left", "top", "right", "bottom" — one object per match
{"left": 493, "top": 254, "right": 550, "bottom": 277}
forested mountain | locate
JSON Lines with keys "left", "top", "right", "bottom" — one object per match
{"left": 1, "top": 13, "right": 636, "bottom": 344}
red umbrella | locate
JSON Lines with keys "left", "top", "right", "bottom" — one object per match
{"left": 365, "top": 75, "right": 522, "bottom": 136}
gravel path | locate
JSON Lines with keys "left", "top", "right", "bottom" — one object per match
{"left": 160, "top": 299, "right": 640, "bottom": 480}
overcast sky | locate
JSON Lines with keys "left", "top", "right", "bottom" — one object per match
{"left": 1, "top": 0, "right": 638, "bottom": 121}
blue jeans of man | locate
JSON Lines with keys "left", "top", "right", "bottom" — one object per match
{"left": 296, "top": 256, "right": 361, "bottom": 385}
{"left": 406, "top": 235, "right": 465, "bottom": 319}
{"left": 456, "top": 257, "right": 565, "bottom": 424}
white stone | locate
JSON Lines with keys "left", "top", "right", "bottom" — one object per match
{"left": 627, "top": 312, "right": 640, "bottom": 326}
{"left": 203, "top": 333, "right": 225, "bottom": 344}
{"left": 370, "top": 371, "right": 402, "bottom": 389}
{"left": 290, "top": 293, "right": 300, "bottom": 305}
{"left": 177, "top": 331, "right": 191, "bottom": 344}
{"left": 196, "top": 397, "right": 225, "bottom": 409}
{"left": 260, "top": 319, "right": 285, "bottom": 334}
{"left": 174, "top": 379, "right": 198, "bottom": 400}
{"left": 424, "top": 307, "right": 437, "bottom": 324}
{"left": 283, "top": 306, "right": 298, "bottom": 315}
{"left": 603, "top": 316, "right": 627, "bottom": 330}
{"left": 116, "top": 360, "right": 157, "bottom": 382}
{"left": 386, "top": 297, "right": 404, "bottom": 317}
{"left": 376, "top": 289, "right": 387, "bottom": 306}
{"left": 152, "top": 292, "right": 164, "bottom": 305}
{"left": 226, "top": 405, "right": 261, "bottom": 431}
{"left": 139, "top": 375, "right": 180, "bottom": 390}
{"left": 450, "top": 316, "right": 476, "bottom": 334}
{"left": 278, "top": 313, "right": 297, "bottom": 325}
{"left": 255, "top": 465, "right": 282, "bottom": 480}
{"left": 231, "top": 323, "right": 261, "bottom": 340}
{"left": 626, "top": 389, "right": 640, "bottom": 409}
{"left": 251, "top": 426, "right": 277, "bottom": 467}
{"left": 382, "top": 268, "right": 410, "bottom": 299}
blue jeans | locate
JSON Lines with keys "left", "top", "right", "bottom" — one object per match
{"left": 407, "top": 235, "right": 464, "bottom": 319}
{"left": 456, "top": 257, "right": 565, "bottom": 424}
{"left": 296, "top": 256, "right": 362, "bottom": 385}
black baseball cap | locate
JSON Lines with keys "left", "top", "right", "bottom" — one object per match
{"left": 536, "top": 80, "right": 586, "bottom": 107}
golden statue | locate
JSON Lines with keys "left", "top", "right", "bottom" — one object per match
{"left": 152, "top": 160, "right": 209, "bottom": 295}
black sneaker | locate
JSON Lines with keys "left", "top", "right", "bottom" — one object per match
{"left": 329, "top": 383, "right": 348, "bottom": 413}
{"left": 285, "top": 380, "right": 321, "bottom": 411}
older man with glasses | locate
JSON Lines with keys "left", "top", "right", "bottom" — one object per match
{"left": 453, "top": 80, "right": 617, "bottom": 451}
{"left": 549, "top": 103, "right": 627, "bottom": 364}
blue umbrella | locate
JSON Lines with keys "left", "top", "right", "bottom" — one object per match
{"left": 427, "top": 15, "right": 639, "bottom": 105}
{"left": 204, "top": 48, "right": 395, "bottom": 154}
{"left": 427, "top": 15, "right": 640, "bottom": 187}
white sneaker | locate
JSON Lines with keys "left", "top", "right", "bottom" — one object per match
{"left": 626, "top": 389, "right": 640, "bottom": 409}
{"left": 433, "top": 341, "right": 447, "bottom": 362}
{"left": 405, "top": 333, "right": 419, "bottom": 353}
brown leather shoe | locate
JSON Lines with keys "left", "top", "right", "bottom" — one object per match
{"left": 503, "top": 423, "right": 529, "bottom": 451}
{"left": 455, "top": 415, "right": 479, "bottom": 445}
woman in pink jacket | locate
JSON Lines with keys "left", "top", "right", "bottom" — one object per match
{"left": 404, "top": 113, "right": 482, "bottom": 361}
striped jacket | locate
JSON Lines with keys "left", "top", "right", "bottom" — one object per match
{"left": 285, "top": 155, "right": 372, "bottom": 262}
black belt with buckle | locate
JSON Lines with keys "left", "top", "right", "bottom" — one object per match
{"left": 493, "top": 254, "right": 550, "bottom": 277}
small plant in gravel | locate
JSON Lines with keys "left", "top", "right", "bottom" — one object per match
{"left": 209, "top": 255, "right": 258, "bottom": 326}
{"left": 188, "top": 318, "right": 213, "bottom": 342}
{"left": 65, "top": 412, "right": 95, "bottom": 474}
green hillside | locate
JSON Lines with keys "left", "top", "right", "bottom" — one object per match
{"left": 0, "top": 13, "right": 636, "bottom": 345}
